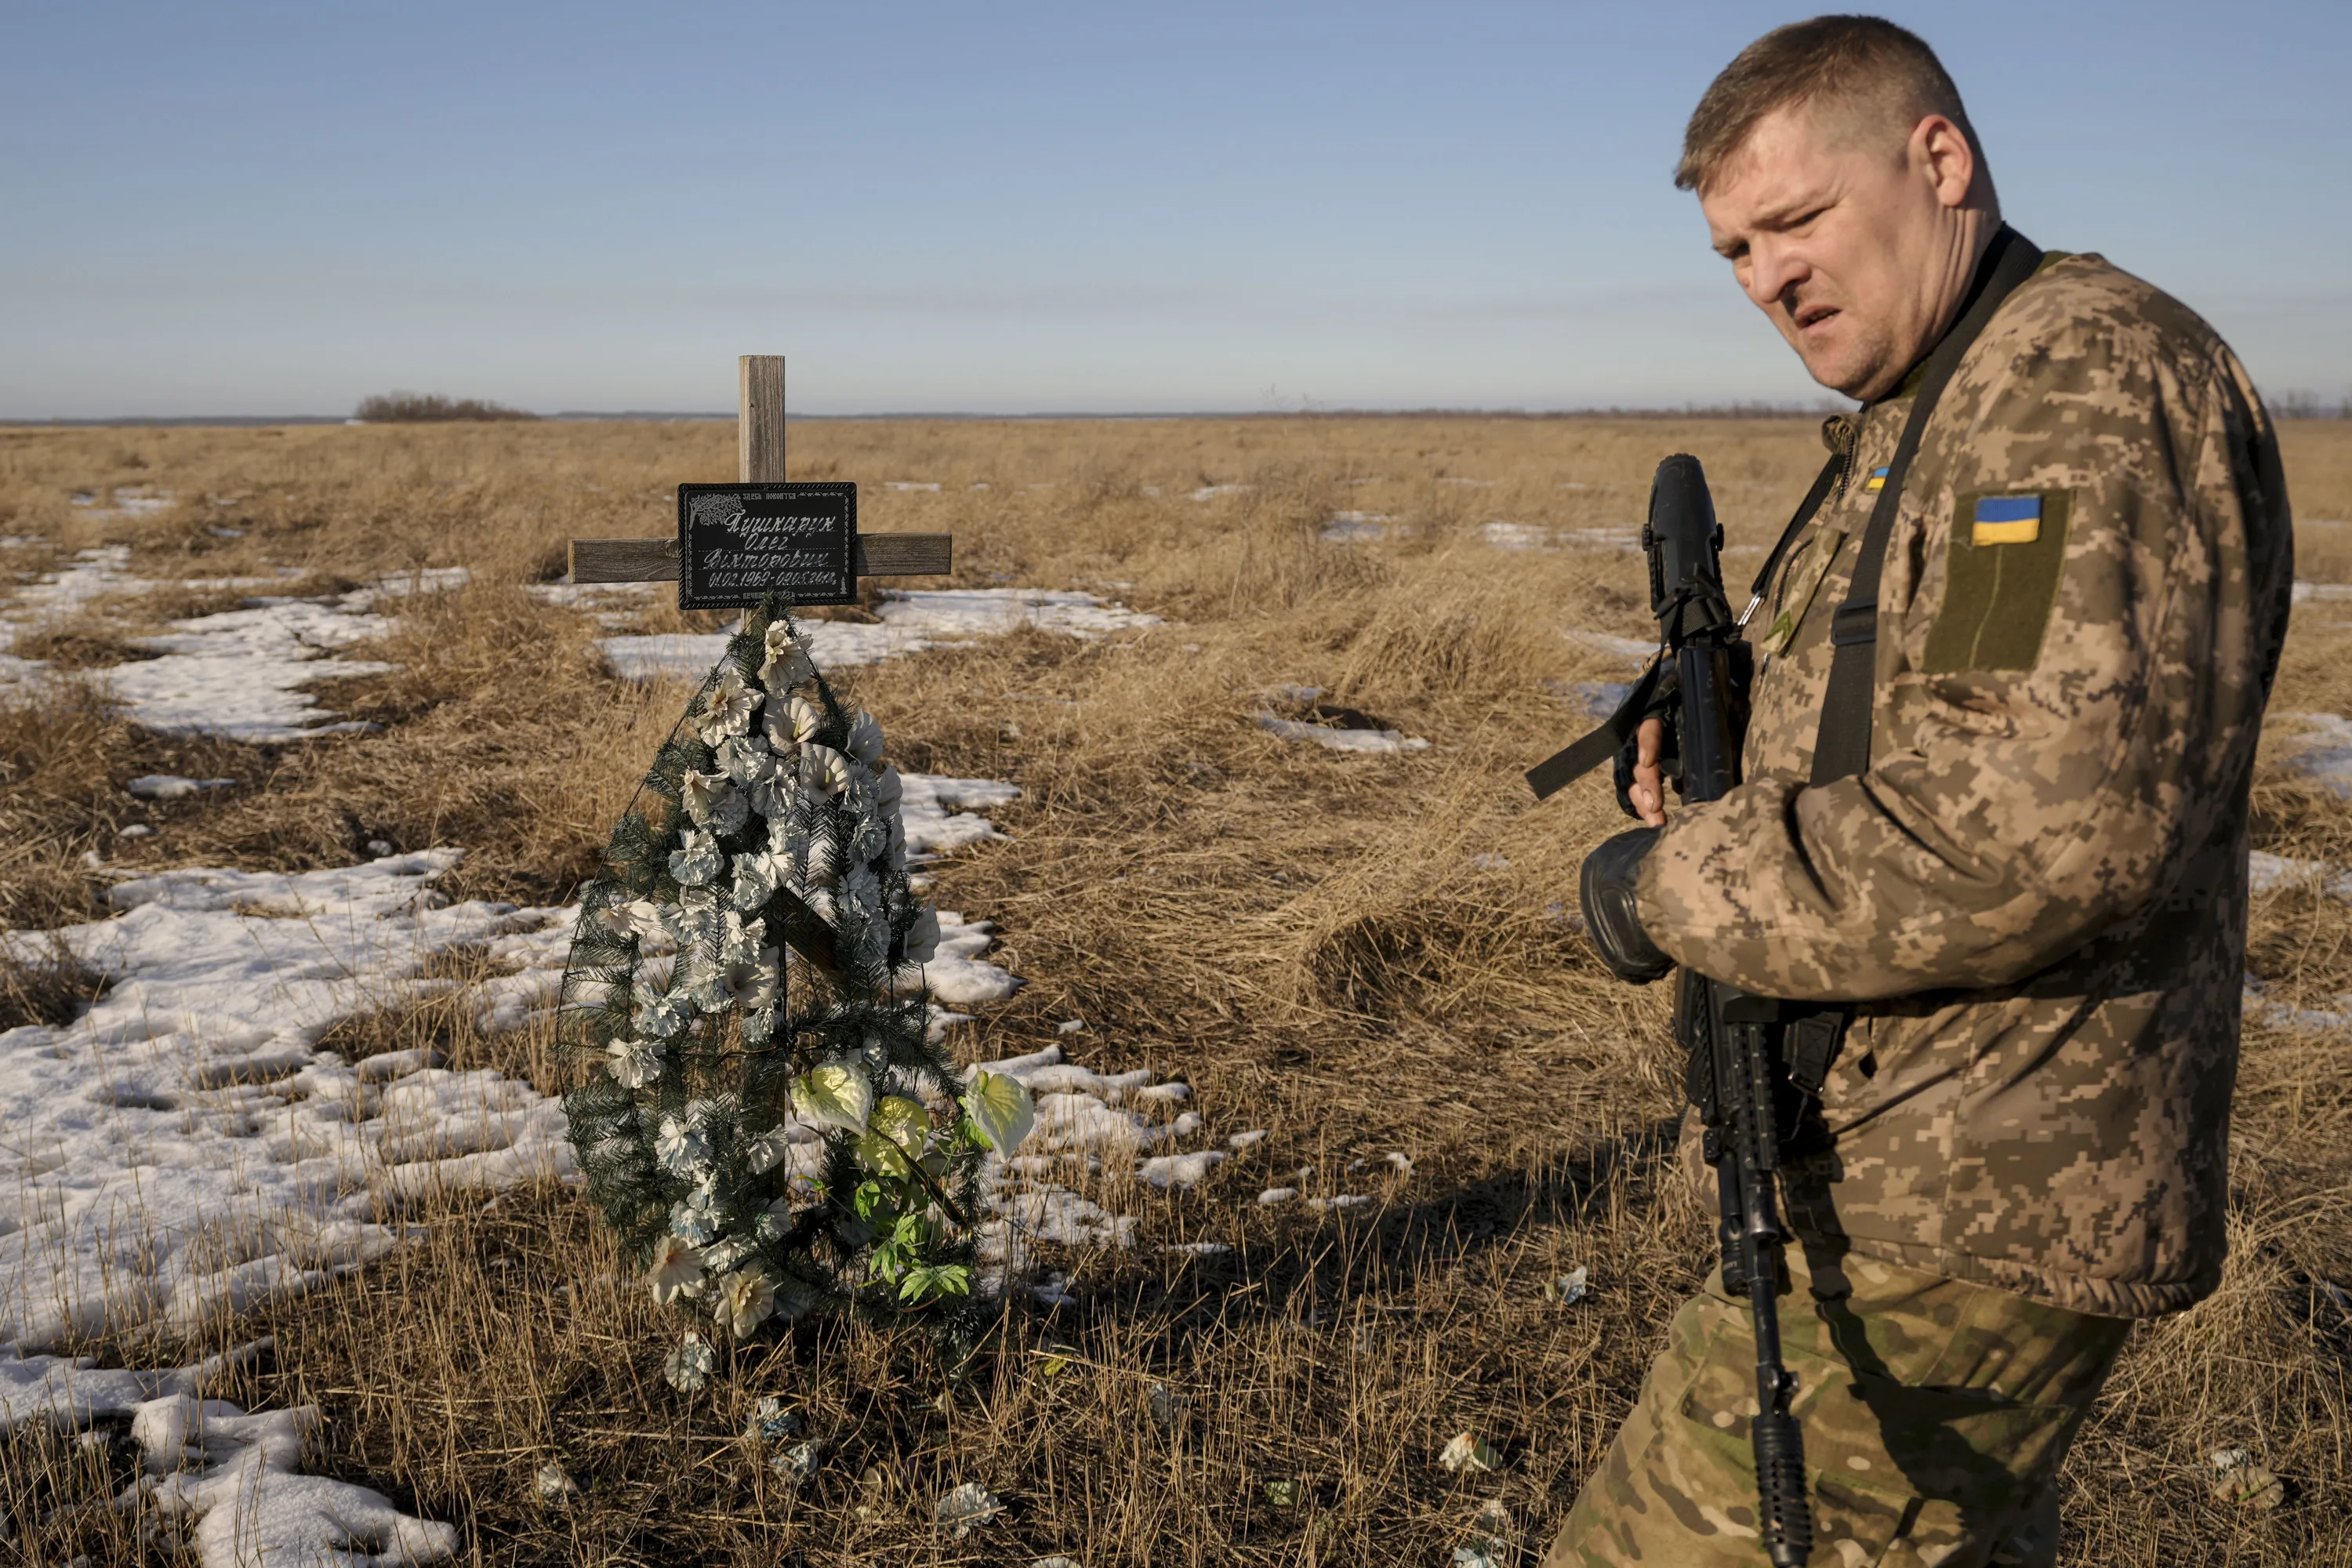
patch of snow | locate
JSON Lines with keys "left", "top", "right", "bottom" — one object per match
{"left": 1189, "top": 485, "right": 1250, "bottom": 502}
{"left": 20, "top": 545, "right": 153, "bottom": 610}
{"left": 2291, "top": 581, "right": 2352, "bottom": 604}
{"left": 1227, "top": 1129, "right": 1267, "bottom": 1149}
{"left": 124, "top": 1393, "right": 458, "bottom": 1566}
{"left": 2247, "top": 849, "right": 2352, "bottom": 900}
{"left": 2244, "top": 975, "right": 2352, "bottom": 1033}
{"left": 924, "top": 912, "right": 1022, "bottom": 1004}
{"left": 0, "top": 850, "right": 577, "bottom": 1349}
{"left": 1479, "top": 521, "right": 1551, "bottom": 550}
{"left": 75, "top": 488, "right": 177, "bottom": 520}
{"left": 127, "top": 775, "right": 235, "bottom": 801}
{"left": 964, "top": 1044, "right": 1225, "bottom": 1279}
{"left": 1256, "top": 1188, "right": 1298, "bottom": 1205}
{"left": 351, "top": 566, "right": 470, "bottom": 604}
{"left": 598, "top": 588, "right": 1162, "bottom": 680}
{"left": 883, "top": 481, "right": 942, "bottom": 492}
{"left": 1576, "top": 681, "right": 1635, "bottom": 717}
{"left": 1567, "top": 629, "right": 1657, "bottom": 664}
{"left": 526, "top": 581, "right": 659, "bottom": 628}
{"left": 1308, "top": 1193, "right": 1377, "bottom": 1213}
{"left": 0, "top": 1336, "right": 270, "bottom": 1432}
{"left": 900, "top": 771, "right": 1021, "bottom": 859}
{"left": 2274, "top": 713, "right": 2352, "bottom": 797}
{"left": 1438, "top": 477, "right": 1494, "bottom": 488}
{"left": 1561, "top": 525, "right": 1644, "bottom": 554}
{"left": 112, "top": 595, "right": 398, "bottom": 741}
{"left": 1319, "top": 511, "right": 1396, "bottom": 543}
{"left": 1257, "top": 714, "right": 1430, "bottom": 753}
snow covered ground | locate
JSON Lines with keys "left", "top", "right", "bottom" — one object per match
{"left": 0, "top": 537, "right": 1236, "bottom": 1558}
{"left": 601, "top": 587, "right": 1163, "bottom": 681}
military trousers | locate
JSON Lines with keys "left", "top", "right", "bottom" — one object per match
{"left": 1540, "top": 1240, "right": 2132, "bottom": 1568}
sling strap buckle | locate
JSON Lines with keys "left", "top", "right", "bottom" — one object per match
{"left": 1829, "top": 602, "right": 1878, "bottom": 647}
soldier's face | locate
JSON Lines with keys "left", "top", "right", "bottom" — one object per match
{"left": 1699, "top": 104, "right": 1980, "bottom": 401}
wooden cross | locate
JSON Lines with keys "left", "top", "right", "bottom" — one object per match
{"left": 565, "top": 355, "right": 953, "bottom": 588}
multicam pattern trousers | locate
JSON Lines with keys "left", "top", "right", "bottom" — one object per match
{"left": 1541, "top": 1240, "right": 2132, "bottom": 1568}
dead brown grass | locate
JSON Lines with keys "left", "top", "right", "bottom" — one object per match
{"left": 2, "top": 416, "right": 2350, "bottom": 1565}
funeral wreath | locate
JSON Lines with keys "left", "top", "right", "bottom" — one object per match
{"left": 560, "top": 604, "right": 1034, "bottom": 1357}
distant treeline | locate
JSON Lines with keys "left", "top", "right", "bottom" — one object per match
{"left": 352, "top": 391, "right": 539, "bottom": 423}
{"left": 2272, "top": 390, "right": 2352, "bottom": 420}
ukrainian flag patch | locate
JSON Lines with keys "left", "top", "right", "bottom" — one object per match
{"left": 1864, "top": 466, "right": 1889, "bottom": 492}
{"left": 1972, "top": 494, "right": 2042, "bottom": 545}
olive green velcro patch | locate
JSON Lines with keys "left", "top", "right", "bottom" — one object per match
{"left": 1921, "top": 488, "right": 2074, "bottom": 673}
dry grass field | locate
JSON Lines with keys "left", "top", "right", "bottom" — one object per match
{"left": 2, "top": 413, "right": 2350, "bottom": 1566}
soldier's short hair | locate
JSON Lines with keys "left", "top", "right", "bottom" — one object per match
{"left": 1676, "top": 16, "right": 1987, "bottom": 194}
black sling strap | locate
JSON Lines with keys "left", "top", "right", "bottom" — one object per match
{"left": 1809, "top": 226, "right": 2043, "bottom": 785}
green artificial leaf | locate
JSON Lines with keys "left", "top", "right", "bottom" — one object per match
{"left": 869, "top": 1094, "right": 931, "bottom": 1157}
{"left": 855, "top": 1131, "right": 912, "bottom": 1178}
{"left": 963, "top": 1069, "right": 1036, "bottom": 1155}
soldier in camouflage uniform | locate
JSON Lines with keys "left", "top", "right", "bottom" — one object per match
{"left": 1547, "top": 16, "right": 2293, "bottom": 1567}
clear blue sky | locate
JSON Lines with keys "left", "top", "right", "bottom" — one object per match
{"left": 4, "top": 2, "right": 2344, "bottom": 418}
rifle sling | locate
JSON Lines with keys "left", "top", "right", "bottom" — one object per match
{"left": 1524, "top": 657, "right": 1664, "bottom": 801}
{"left": 1809, "top": 227, "right": 2044, "bottom": 786}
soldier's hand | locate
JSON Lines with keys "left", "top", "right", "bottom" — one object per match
{"left": 1629, "top": 717, "right": 1668, "bottom": 826}
{"left": 1580, "top": 826, "right": 1674, "bottom": 985}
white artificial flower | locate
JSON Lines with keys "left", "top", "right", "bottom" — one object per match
{"left": 739, "top": 947, "right": 782, "bottom": 1011}
{"left": 850, "top": 811, "right": 891, "bottom": 866}
{"left": 760, "top": 623, "right": 815, "bottom": 689}
{"left": 901, "top": 908, "right": 942, "bottom": 964}
{"left": 743, "top": 1124, "right": 797, "bottom": 1175}
{"left": 662, "top": 1331, "right": 715, "bottom": 1391}
{"left": 841, "top": 862, "right": 883, "bottom": 920}
{"left": 793, "top": 1061, "right": 874, "bottom": 1134}
{"left": 702, "top": 1233, "right": 755, "bottom": 1276}
{"left": 669, "top": 1198, "right": 717, "bottom": 1245}
{"left": 844, "top": 710, "right": 884, "bottom": 767}
{"left": 749, "top": 774, "right": 794, "bottom": 822}
{"left": 670, "top": 829, "right": 723, "bottom": 887}
{"left": 683, "top": 771, "right": 750, "bottom": 835}
{"left": 964, "top": 1069, "right": 1037, "bottom": 1154}
{"left": 699, "top": 665, "right": 761, "bottom": 742}
{"left": 765, "top": 691, "right": 822, "bottom": 750}
{"left": 730, "top": 851, "right": 781, "bottom": 913}
{"left": 799, "top": 743, "right": 854, "bottom": 797}
{"left": 606, "top": 1036, "right": 665, "bottom": 1088}
{"left": 870, "top": 766, "right": 903, "bottom": 810}
{"left": 633, "top": 985, "right": 693, "bottom": 1040}
{"left": 719, "top": 911, "right": 767, "bottom": 966}
{"left": 655, "top": 1114, "right": 712, "bottom": 1176}
{"left": 715, "top": 732, "right": 773, "bottom": 788}
{"left": 647, "top": 1235, "right": 705, "bottom": 1305}
{"left": 719, "top": 1266, "right": 779, "bottom": 1338}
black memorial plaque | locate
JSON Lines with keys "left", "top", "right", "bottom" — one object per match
{"left": 677, "top": 482, "right": 858, "bottom": 609}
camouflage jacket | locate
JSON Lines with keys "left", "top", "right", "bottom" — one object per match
{"left": 1638, "top": 251, "right": 2295, "bottom": 1317}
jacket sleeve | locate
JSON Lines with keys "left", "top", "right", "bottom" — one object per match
{"left": 1635, "top": 308, "right": 2279, "bottom": 1003}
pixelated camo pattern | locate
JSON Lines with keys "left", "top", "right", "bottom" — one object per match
{"left": 1540, "top": 1244, "right": 2129, "bottom": 1567}
{"left": 1636, "top": 253, "right": 2296, "bottom": 1316}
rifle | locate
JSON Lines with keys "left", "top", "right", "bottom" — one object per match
{"left": 1537, "top": 454, "right": 1814, "bottom": 1566}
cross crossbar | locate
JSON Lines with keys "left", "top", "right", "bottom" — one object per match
{"left": 564, "top": 354, "right": 953, "bottom": 589}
